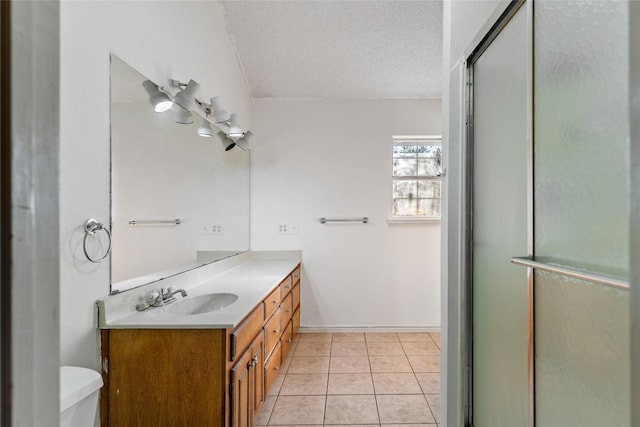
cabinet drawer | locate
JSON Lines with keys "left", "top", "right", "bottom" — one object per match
{"left": 281, "top": 292, "right": 293, "bottom": 327}
{"left": 280, "top": 274, "right": 294, "bottom": 298}
{"left": 281, "top": 320, "right": 293, "bottom": 359}
{"left": 231, "top": 304, "right": 265, "bottom": 362}
{"left": 292, "top": 307, "right": 300, "bottom": 336}
{"left": 291, "top": 265, "right": 301, "bottom": 286}
{"left": 264, "top": 286, "right": 281, "bottom": 320}
{"left": 265, "top": 308, "right": 281, "bottom": 357}
{"left": 264, "top": 341, "right": 282, "bottom": 394}
{"left": 292, "top": 283, "right": 300, "bottom": 311}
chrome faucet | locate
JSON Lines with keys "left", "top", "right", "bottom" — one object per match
{"left": 136, "top": 287, "right": 188, "bottom": 311}
{"left": 162, "top": 287, "right": 188, "bottom": 300}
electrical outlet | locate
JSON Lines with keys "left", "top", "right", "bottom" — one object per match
{"left": 211, "top": 224, "right": 223, "bottom": 235}
{"left": 201, "top": 224, "right": 209, "bottom": 235}
{"left": 277, "top": 224, "right": 298, "bottom": 234}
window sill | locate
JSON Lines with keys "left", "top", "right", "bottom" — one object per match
{"left": 386, "top": 217, "right": 441, "bottom": 225}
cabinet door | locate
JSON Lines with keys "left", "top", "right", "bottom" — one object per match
{"left": 265, "top": 308, "right": 281, "bottom": 357}
{"left": 292, "top": 283, "right": 300, "bottom": 311}
{"left": 281, "top": 292, "right": 293, "bottom": 327}
{"left": 292, "top": 308, "right": 300, "bottom": 336}
{"left": 264, "top": 341, "right": 282, "bottom": 394}
{"left": 264, "top": 286, "right": 281, "bottom": 320}
{"left": 281, "top": 274, "right": 294, "bottom": 298}
{"left": 231, "top": 349, "right": 252, "bottom": 427}
{"left": 230, "top": 304, "right": 265, "bottom": 362}
{"left": 250, "top": 331, "right": 265, "bottom": 421}
{"left": 281, "top": 320, "right": 293, "bottom": 359}
{"left": 292, "top": 265, "right": 300, "bottom": 286}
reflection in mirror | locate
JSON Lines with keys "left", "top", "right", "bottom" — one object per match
{"left": 110, "top": 55, "right": 250, "bottom": 293}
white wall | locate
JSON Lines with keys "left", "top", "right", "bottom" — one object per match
{"left": 59, "top": 1, "right": 250, "bottom": 369}
{"left": 251, "top": 99, "right": 441, "bottom": 329}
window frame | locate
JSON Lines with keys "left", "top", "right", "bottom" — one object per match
{"left": 390, "top": 135, "right": 443, "bottom": 222}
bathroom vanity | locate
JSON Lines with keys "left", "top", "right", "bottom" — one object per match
{"left": 98, "top": 253, "right": 301, "bottom": 427}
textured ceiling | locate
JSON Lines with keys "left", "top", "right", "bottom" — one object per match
{"left": 221, "top": 0, "right": 443, "bottom": 99}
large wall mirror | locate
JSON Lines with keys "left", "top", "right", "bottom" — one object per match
{"left": 110, "top": 55, "right": 250, "bottom": 293}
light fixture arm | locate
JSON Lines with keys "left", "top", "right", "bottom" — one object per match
{"left": 168, "top": 79, "right": 188, "bottom": 89}
{"left": 195, "top": 99, "right": 210, "bottom": 113}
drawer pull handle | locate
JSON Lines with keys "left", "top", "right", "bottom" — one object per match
{"left": 273, "top": 329, "right": 279, "bottom": 334}
{"left": 272, "top": 300, "right": 278, "bottom": 304}
{"left": 285, "top": 309, "right": 292, "bottom": 313}
{"left": 274, "top": 367, "right": 279, "bottom": 371}
{"left": 286, "top": 339, "right": 292, "bottom": 343}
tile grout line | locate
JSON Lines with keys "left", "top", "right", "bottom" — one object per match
{"left": 366, "top": 332, "right": 383, "bottom": 426}
{"left": 322, "top": 333, "right": 333, "bottom": 426}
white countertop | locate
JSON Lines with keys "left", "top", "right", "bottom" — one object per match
{"left": 97, "top": 251, "right": 301, "bottom": 329}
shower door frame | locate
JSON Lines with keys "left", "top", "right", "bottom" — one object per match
{"left": 630, "top": 3, "right": 640, "bottom": 426}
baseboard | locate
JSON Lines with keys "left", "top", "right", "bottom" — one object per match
{"left": 298, "top": 325, "right": 441, "bottom": 333}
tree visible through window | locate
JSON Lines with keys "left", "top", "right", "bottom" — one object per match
{"left": 392, "top": 137, "right": 442, "bottom": 219}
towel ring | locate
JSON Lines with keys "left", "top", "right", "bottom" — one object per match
{"left": 83, "top": 218, "right": 112, "bottom": 263}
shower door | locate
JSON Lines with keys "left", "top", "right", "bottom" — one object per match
{"left": 467, "top": 1, "right": 630, "bottom": 426}
{"left": 531, "top": 1, "right": 630, "bottom": 425}
{"left": 469, "top": 3, "right": 529, "bottom": 426}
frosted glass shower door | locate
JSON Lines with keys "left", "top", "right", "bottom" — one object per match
{"left": 471, "top": 5, "right": 529, "bottom": 426}
{"left": 533, "top": 2, "right": 630, "bottom": 426}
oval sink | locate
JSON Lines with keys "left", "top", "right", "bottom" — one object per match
{"left": 165, "top": 293, "right": 238, "bottom": 315}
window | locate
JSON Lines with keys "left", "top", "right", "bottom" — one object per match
{"left": 392, "top": 136, "right": 442, "bottom": 220}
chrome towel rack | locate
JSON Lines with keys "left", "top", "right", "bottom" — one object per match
{"left": 83, "top": 218, "right": 112, "bottom": 263}
{"left": 128, "top": 219, "right": 182, "bottom": 226}
{"left": 319, "top": 217, "right": 369, "bottom": 224}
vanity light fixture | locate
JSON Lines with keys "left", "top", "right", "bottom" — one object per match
{"left": 218, "top": 131, "right": 236, "bottom": 151}
{"left": 210, "top": 97, "right": 231, "bottom": 124}
{"left": 197, "top": 116, "right": 215, "bottom": 138}
{"left": 235, "top": 131, "right": 252, "bottom": 151}
{"left": 148, "top": 77, "right": 253, "bottom": 148}
{"left": 217, "top": 129, "right": 252, "bottom": 151}
{"left": 215, "top": 114, "right": 251, "bottom": 151}
{"left": 142, "top": 80, "right": 173, "bottom": 112}
{"left": 171, "top": 79, "right": 200, "bottom": 124}
{"left": 174, "top": 105, "right": 193, "bottom": 124}
{"left": 227, "top": 114, "right": 244, "bottom": 138}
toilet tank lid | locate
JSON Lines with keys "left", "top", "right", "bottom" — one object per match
{"left": 60, "top": 366, "right": 103, "bottom": 412}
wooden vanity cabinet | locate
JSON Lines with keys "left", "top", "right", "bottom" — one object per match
{"left": 292, "top": 282, "right": 301, "bottom": 336}
{"left": 264, "top": 341, "right": 282, "bottom": 393}
{"left": 292, "top": 282, "right": 300, "bottom": 311}
{"left": 264, "top": 286, "right": 281, "bottom": 320}
{"left": 264, "top": 307, "right": 281, "bottom": 357}
{"left": 292, "top": 307, "right": 301, "bottom": 335}
{"left": 100, "top": 329, "right": 228, "bottom": 427}
{"left": 291, "top": 266, "right": 300, "bottom": 287}
{"left": 281, "top": 320, "right": 294, "bottom": 357}
{"left": 100, "top": 263, "right": 301, "bottom": 427}
{"left": 281, "top": 292, "right": 293, "bottom": 327}
{"left": 230, "top": 331, "right": 264, "bottom": 427}
{"left": 280, "top": 274, "right": 293, "bottom": 298}
{"left": 231, "top": 304, "right": 265, "bottom": 362}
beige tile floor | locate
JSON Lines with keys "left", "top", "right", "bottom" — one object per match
{"left": 256, "top": 331, "right": 441, "bottom": 426}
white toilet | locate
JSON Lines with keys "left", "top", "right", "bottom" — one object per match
{"left": 60, "top": 366, "right": 103, "bottom": 427}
